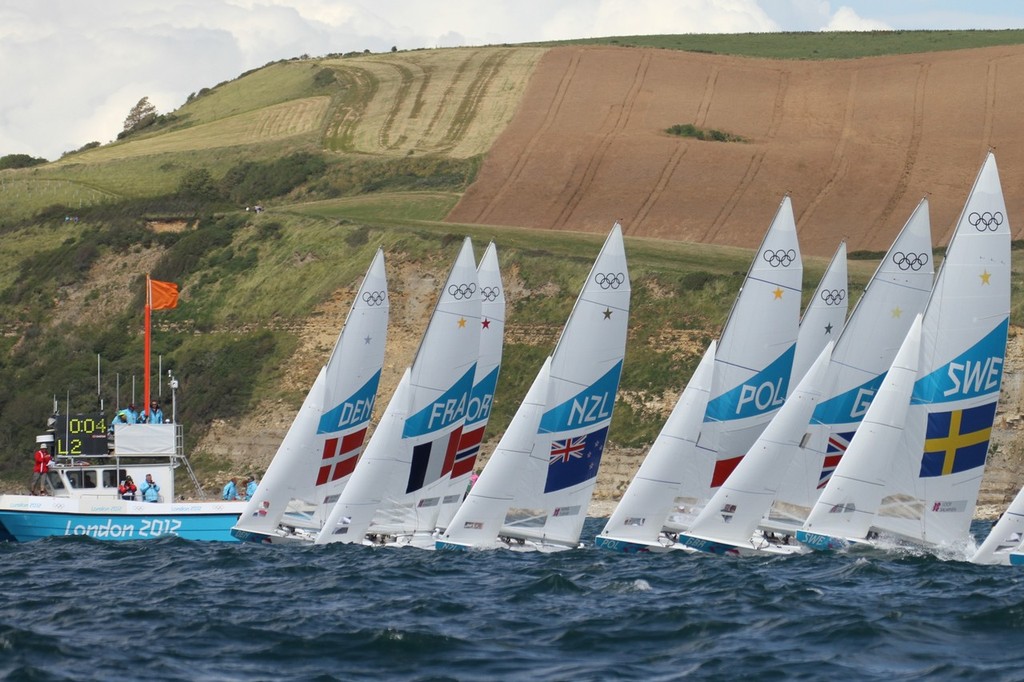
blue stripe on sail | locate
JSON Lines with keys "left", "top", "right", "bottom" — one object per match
{"left": 704, "top": 345, "right": 794, "bottom": 423}
{"left": 911, "top": 319, "right": 1007, "bottom": 406}
{"left": 403, "top": 366, "right": 476, "bottom": 439}
{"left": 463, "top": 365, "right": 500, "bottom": 428}
{"left": 317, "top": 370, "right": 382, "bottom": 435}
{"left": 538, "top": 361, "right": 622, "bottom": 435}
{"left": 812, "top": 372, "right": 886, "bottom": 426}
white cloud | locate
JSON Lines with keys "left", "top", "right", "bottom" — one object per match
{"left": 823, "top": 6, "right": 892, "bottom": 31}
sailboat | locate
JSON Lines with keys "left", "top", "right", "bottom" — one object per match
{"left": 596, "top": 198, "right": 802, "bottom": 553}
{"left": 435, "top": 242, "right": 506, "bottom": 531}
{"left": 675, "top": 341, "right": 833, "bottom": 556}
{"left": 437, "top": 224, "right": 630, "bottom": 551}
{"left": 766, "top": 199, "right": 934, "bottom": 532}
{"left": 230, "top": 250, "right": 389, "bottom": 544}
{"left": 790, "top": 242, "right": 848, "bottom": 386}
{"left": 866, "top": 152, "right": 1010, "bottom": 552}
{"left": 315, "top": 238, "right": 481, "bottom": 547}
{"left": 796, "top": 153, "right": 1009, "bottom": 553}
{"left": 971, "top": 486, "right": 1024, "bottom": 565}
{"left": 796, "top": 315, "right": 923, "bottom": 550}
{"left": 593, "top": 341, "right": 715, "bottom": 552}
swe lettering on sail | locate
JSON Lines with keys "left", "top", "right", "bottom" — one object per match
{"left": 944, "top": 356, "right": 1003, "bottom": 397}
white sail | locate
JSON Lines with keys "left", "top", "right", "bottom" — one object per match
{"left": 438, "top": 359, "right": 552, "bottom": 550}
{"left": 798, "top": 315, "right": 923, "bottom": 550}
{"left": 678, "top": 341, "right": 832, "bottom": 555}
{"left": 791, "top": 242, "right": 847, "bottom": 386}
{"left": 872, "top": 152, "right": 1010, "bottom": 549}
{"left": 435, "top": 242, "right": 506, "bottom": 530}
{"left": 317, "top": 238, "right": 481, "bottom": 544}
{"left": 594, "top": 341, "right": 715, "bottom": 552}
{"left": 669, "top": 196, "right": 802, "bottom": 527}
{"left": 438, "top": 224, "right": 631, "bottom": 550}
{"left": 768, "top": 199, "right": 933, "bottom": 527}
{"left": 970, "top": 486, "right": 1024, "bottom": 565}
{"left": 233, "top": 249, "right": 389, "bottom": 542}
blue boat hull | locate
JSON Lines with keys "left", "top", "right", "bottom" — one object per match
{"left": 0, "top": 509, "right": 242, "bottom": 542}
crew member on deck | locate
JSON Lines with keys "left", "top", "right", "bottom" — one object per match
{"left": 30, "top": 443, "right": 52, "bottom": 495}
{"left": 244, "top": 475, "right": 258, "bottom": 501}
{"left": 222, "top": 478, "right": 239, "bottom": 501}
{"left": 140, "top": 474, "right": 160, "bottom": 502}
{"left": 119, "top": 475, "right": 138, "bottom": 501}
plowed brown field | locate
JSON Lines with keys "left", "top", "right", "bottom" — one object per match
{"left": 448, "top": 45, "right": 1024, "bottom": 256}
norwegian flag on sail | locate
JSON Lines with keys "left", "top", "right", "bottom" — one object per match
{"left": 818, "top": 430, "right": 854, "bottom": 489}
{"left": 316, "top": 428, "right": 368, "bottom": 486}
{"left": 406, "top": 427, "right": 463, "bottom": 494}
{"left": 451, "top": 425, "right": 484, "bottom": 478}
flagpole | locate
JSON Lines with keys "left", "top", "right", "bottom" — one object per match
{"left": 144, "top": 275, "right": 152, "bottom": 421}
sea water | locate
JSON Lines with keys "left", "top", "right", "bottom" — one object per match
{"left": 1, "top": 519, "right": 1022, "bottom": 681}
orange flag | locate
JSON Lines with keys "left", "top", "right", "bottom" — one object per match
{"left": 149, "top": 278, "right": 179, "bottom": 310}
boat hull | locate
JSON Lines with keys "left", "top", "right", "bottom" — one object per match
{"left": 0, "top": 495, "right": 245, "bottom": 542}
{"left": 593, "top": 535, "right": 673, "bottom": 553}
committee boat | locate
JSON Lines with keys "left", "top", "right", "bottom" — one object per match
{"left": 0, "top": 425, "right": 246, "bottom": 542}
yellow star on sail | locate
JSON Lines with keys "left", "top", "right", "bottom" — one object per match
{"left": 457, "top": 318, "right": 466, "bottom": 328}
{"left": 980, "top": 269, "right": 992, "bottom": 285}
{"left": 773, "top": 287, "right": 783, "bottom": 300}
{"left": 891, "top": 306, "right": 903, "bottom": 318}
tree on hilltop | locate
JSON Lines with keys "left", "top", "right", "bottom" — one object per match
{"left": 122, "top": 97, "right": 158, "bottom": 134}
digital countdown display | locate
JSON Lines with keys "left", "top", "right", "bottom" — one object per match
{"left": 54, "top": 414, "right": 109, "bottom": 457}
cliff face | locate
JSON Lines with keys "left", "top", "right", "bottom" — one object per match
{"left": 448, "top": 45, "right": 1024, "bottom": 258}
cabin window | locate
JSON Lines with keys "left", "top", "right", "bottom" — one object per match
{"left": 66, "top": 471, "right": 98, "bottom": 489}
{"left": 102, "top": 469, "right": 129, "bottom": 488}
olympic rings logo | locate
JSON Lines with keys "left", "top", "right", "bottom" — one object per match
{"left": 480, "top": 286, "right": 501, "bottom": 302}
{"left": 892, "top": 251, "right": 929, "bottom": 271}
{"left": 448, "top": 283, "right": 477, "bottom": 300}
{"left": 763, "top": 249, "right": 797, "bottom": 267}
{"left": 820, "top": 288, "right": 846, "bottom": 306}
{"left": 362, "top": 290, "right": 386, "bottom": 306}
{"left": 595, "top": 272, "right": 625, "bottom": 289}
{"left": 969, "top": 211, "right": 1003, "bottom": 232}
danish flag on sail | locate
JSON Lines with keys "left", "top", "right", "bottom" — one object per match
{"left": 317, "top": 428, "right": 368, "bottom": 485}
{"left": 407, "top": 427, "right": 463, "bottom": 494}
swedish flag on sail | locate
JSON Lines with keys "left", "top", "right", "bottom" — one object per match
{"left": 919, "top": 402, "right": 997, "bottom": 477}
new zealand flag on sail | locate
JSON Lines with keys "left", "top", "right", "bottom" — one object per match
{"left": 544, "top": 426, "right": 608, "bottom": 493}
{"left": 919, "top": 402, "right": 996, "bottom": 478}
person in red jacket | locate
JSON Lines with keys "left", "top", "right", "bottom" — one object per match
{"left": 118, "top": 475, "right": 138, "bottom": 501}
{"left": 30, "top": 444, "right": 52, "bottom": 495}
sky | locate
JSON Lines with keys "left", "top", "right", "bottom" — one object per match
{"left": 1, "top": 0, "right": 1022, "bottom": 160}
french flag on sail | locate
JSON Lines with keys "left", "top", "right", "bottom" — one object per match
{"left": 317, "top": 428, "right": 368, "bottom": 486}
{"left": 406, "top": 427, "right": 463, "bottom": 494}
{"left": 818, "top": 430, "right": 854, "bottom": 489}
{"left": 451, "top": 425, "right": 484, "bottom": 478}
{"left": 544, "top": 426, "right": 608, "bottom": 493}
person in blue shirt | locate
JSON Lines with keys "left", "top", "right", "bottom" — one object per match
{"left": 140, "top": 473, "right": 160, "bottom": 502}
{"left": 244, "top": 475, "right": 258, "bottom": 501}
{"left": 222, "top": 478, "right": 238, "bottom": 500}
{"left": 148, "top": 401, "right": 165, "bottom": 424}
{"left": 125, "top": 404, "right": 139, "bottom": 424}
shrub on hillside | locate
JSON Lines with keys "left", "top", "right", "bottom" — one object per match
{"left": 220, "top": 152, "right": 327, "bottom": 204}
{"left": 0, "top": 153, "right": 48, "bottom": 169}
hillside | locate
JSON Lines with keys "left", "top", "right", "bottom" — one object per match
{"left": 449, "top": 43, "right": 1024, "bottom": 256}
{"left": 1, "top": 33, "right": 1024, "bottom": 515}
